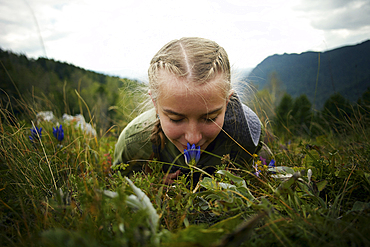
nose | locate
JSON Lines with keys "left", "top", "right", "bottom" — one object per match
{"left": 184, "top": 122, "right": 202, "bottom": 145}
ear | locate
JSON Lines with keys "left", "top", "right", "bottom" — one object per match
{"left": 226, "top": 89, "right": 234, "bottom": 105}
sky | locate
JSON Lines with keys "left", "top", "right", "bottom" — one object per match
{"left": 1, "top": 0, "right": 369, "bottom": 81}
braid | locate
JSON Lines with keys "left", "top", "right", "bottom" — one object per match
{"left": 148, "top": 37, "right": 231, "bottom": 102}
{"left": 150, "top": 119, "right": 165, "bottom": 158}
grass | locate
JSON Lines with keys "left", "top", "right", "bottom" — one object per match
{"left": 1, "top": 96, "right": 370, "bottom": 247}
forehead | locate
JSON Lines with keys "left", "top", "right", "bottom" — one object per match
{"left": 157, "top": 71, "right": 226, "bottom": 101}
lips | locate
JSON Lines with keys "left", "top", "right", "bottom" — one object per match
{"left": 188, "top": 144, "right": 206, "bottom": 150}
{"left": 181, "top": 143, "right": 202, "bottom": 150}
{"left": 176, "top": 141, "right": 208, "bottom": 153}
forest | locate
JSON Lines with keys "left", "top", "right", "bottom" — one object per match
{"left": 1, "top": 48, "right": 370, "bottom": 246}
{"left": 0, "top": 48, "right": 145, "bottom": 135}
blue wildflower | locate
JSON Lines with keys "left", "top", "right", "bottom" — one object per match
{"left": 184, "top": 143, "right": 201, "bottom": 165}
{"left": 268, "top": 159, "right": 275, "bottom": 168}
{"left": 268, "top": 159, "right": 276, "bottom": 174}
{"left": 53, "top": 124, "right": 64, "bottom": 142}
{"left": 29, "top": 126, "right": 42, "bottom": 142}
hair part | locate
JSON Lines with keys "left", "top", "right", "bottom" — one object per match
{"left": 148, "top": 37, "right": 231, "bottom": 102}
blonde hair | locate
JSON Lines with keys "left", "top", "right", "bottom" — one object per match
{"left": 148, "top": 37, "right": 231, "bottom": 101}
{"left": 148, "top": 37, "right": 232, "bottom": 153}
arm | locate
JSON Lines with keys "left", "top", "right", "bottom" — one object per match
{"left": 113, "top": 108, "right": 157, "bottom": 175}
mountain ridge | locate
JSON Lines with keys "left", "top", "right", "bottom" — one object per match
{"left": 245, "top": 39, "right": 370, "bottom": 109}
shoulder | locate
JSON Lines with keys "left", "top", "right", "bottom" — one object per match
{"left": 124, "top": 108, "right": 157, "bottom": 133}
{"left": 113, "top": 108, "right": 156, "bottom": 166}
{"left": 117, "top": 108, "right": 156, "bottom": 146}
{"left": 223, "top": 94, "right": 261, "bottom": 147}
{"left": 240, "top": 103, "right": 262, "bottom": 147}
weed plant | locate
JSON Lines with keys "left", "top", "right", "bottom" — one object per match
{"left": 1, "top": 94, "right": 370, "bottom": 247}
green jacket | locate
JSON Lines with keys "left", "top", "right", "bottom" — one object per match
{"left": 113, "top": 94, "right": 262, "bottom": 176}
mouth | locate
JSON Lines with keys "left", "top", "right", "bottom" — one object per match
{"left": 181, "top": 143, "right": 205, "bottom": 150}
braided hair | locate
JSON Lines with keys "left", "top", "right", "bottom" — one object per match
{"left": 150, "top": 118, "right": 165, "bottom": 158}
{"left": 148, "top": 37, "right": 232, "bottom": 155}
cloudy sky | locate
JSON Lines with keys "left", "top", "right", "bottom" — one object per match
{"left": 1, "top": 0, "right": 369, "bottom": 80}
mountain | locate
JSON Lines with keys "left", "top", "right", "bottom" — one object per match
{"left": 245, "top": 40, "right": 370, "bottom": 109}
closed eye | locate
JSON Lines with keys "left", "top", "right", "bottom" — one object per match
{"left": 204, "top": 116, "right": 218, "bottom": 123}
{"left": 169, "top": 115, "right": 218, "bottom": 123}
{"left": 169, "top": 118, "right": 184, "bottom": 123}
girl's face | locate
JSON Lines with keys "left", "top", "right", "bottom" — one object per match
{"left": 152, "top": 72, "right": 230, "bottom": 153}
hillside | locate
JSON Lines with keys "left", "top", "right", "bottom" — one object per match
{"left": 0, "top": 48, "right": 143, "bottom": 133}
{"left": 245, "top": 40, "right": 370, "bottom": 109}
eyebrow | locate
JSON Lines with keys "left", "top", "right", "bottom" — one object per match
{"left": 163, "top": 106, "right": 224, "bottom": 117}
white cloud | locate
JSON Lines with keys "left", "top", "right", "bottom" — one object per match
{"left": 296, "top": 0, "right": 370, "bottom": 30}
{"left": 0, "top": 0, "right": 369, "bottom": 79}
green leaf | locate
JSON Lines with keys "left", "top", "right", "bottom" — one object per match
{"left": 200, "top": 173, "right": 255, "bottom": 206}
{"left": 276, "top": 172, "right": 301, "bottom": 194}
{"left": 350, "top": 201, "right": 370, "bottom": 212}
{"left": 210, "top": 212, "right": 244, "bottom": 232}
{"left": 364, "top": 172, "right": 370, "bottom": 185}
{"left": 216, "top": 170, "right": 246, "bottom": 187}
{"left": 218, "top": 182, "right": 236, "bottom": 190}
{"left": 270, "top": 166, "right": 295, "bottom": 174}
{"left": 199, "top": 177, "right": 219, "bottom": 190}
{"left": 316, "top": 180, "right": 328, "bottom": 192}
{"left": 205, "top": 194, "right": 222, "bottom": 201}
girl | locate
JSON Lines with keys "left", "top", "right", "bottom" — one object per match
{"left": 113, "top": 37, "right": 262, "bottom": 183}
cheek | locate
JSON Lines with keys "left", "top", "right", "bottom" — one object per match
{"left": 203, "top": 117, "right": 225, "bottom": 140}
{"left": 204, "top": 123, "right": 222, "bottom": 139}
{"left": 161, "top": 121, "right": 183, "bottom": 140}
{"left": 203, "top": 129, "right": 218, "bottom": 141}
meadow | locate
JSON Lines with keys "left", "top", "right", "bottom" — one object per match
{"left": 1, "top": 84, "right": 370, "bottom": 247}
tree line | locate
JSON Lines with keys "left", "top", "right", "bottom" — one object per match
{"left": 246, "top": 70, "right": 370, "bottom": 142}
{"left": 0, "top": 48, "right": 145, "bottom": 135}
{"left": 272, "top": 88, "right": 370, "bottom": 140}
